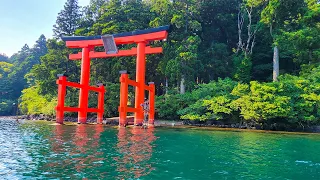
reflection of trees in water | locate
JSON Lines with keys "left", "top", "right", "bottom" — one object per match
{"left": 115, "top": 127, "right": 157, "bottom": 179}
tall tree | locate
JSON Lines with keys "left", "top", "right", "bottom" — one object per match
{"left": 177, "top": 36, "right": 202, "bottom": 94}
{"left": 0, "top": 53, "right": 9, "bottom": 62}
{"left": 53, "top": 0, "right": 81, "bottom": 38}
{"left": 273, "top": 46, "right": 279, "bottom": 81}
{"left": 32, "top": 34, "right": 48, "bottom": 64}
{"left": 175, "top": 0, "right": 201, "bottom": 94}
{"left": 234, "top": 0, "right": 264, "bottom": 83}
{"left": 260, "top": 0, "right": 309, "bottom": 77}
{"left": 30, "top": 39, "right": 78, "bottom": 97}
{"left": 6, "top": 35, "right": 48, "bottom": 99}
{"left": 198, "top": 0, "right": 239, "bottom": 82}
{"left": 7, "top": 44, "right": 31, "bottom": 99}
{"left": 76, "top": 0, "right": 106, "bottom": 35}
{"left": 276, "top": 0, "right": 320, "bottom": 72}
{"left": 25, "top": 35, "right": 48, "bottom": 85}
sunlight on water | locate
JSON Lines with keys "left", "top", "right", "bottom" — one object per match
{"left": 0, "top": 119, "right": 320, "bottom": 179}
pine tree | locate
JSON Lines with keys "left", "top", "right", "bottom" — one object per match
{"left": 76, "top": 0, "right": 106, "bottom": 35}
{"left": 9, "top": 44, "right": 30, "bottom": 64}
{"left": 32, "top": 35, "right": 47, "bottom": 62}
{"left": 53, "top": 0, "right": 81, "bottom": 38}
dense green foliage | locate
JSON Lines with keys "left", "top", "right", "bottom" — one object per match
{"left": 158, "top": 66, "right": 320, "bottom": 128}
{"left": 0, "top": 0, "right": 319, "bottom": 129}
{"left": 0, "top": 35, "right": 47, "bottom": 115}
{"left": 20, "top": 86, "right": 57, "bottom": 116}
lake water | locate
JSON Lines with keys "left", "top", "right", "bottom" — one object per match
{"left": 0, "top": 119, "right": 320, "bottom": 179}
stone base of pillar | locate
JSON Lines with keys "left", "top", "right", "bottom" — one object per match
{"left": 56, "top": 117, "right": 64, "bottom": 124}
{"left": 134, "top": 118, "right": 144, "bottom": 126}
{"left": 77, "top": 117, "right": 87, "bottom": 124}
{"left": 97, "top": 118, "right": 103, "bottom": 124}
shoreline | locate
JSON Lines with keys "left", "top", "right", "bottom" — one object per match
{"left": 1, "top": 115, "right": 320, "bottom": 134}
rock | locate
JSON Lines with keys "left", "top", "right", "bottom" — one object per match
{"left": 312, "top": 126, "right": 320, "bottom": 133}
{"left": 255, "top": 124, "right": 262, "bottom": 130}
{"left": 39, "top": 114, "right": 45, "bottom": 120}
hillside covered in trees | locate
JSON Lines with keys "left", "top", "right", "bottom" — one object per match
{"left": 0, "top": 0, "right": 319, "bottom": 129}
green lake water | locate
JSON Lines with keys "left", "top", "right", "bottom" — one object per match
{"left": 0, "top": 119, "right": 320, "bottom": 179}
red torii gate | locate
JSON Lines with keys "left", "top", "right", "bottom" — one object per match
{"left": 56, "top": 26, "right": 169, "bottom": 126}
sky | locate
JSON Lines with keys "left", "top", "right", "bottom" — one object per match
{"left": 0, "top": 0, "right": 90, "bottom": 57}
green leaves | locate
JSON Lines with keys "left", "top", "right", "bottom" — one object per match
{"left": 157, "top": 78, "right": 238, "bottom": 121}
{"left": 233, "top": 56, "right": 252, "bottom": 83}
{"left": 20, "top": 86, "right": 57, "bottom": 115}
{"left": 0, "top": 62, "right": 13, "bottom": 77}
{"left": 278, "top": 27, "right": 320, "bottom": 67}
{"left": 160, "top": 66, "right": 320, "bottom": 127}
{"left": 230, "top": 81, "right": 292, "bottom": 121}
{"left": 203, "top": 96, "right": 233, "bottom": 118}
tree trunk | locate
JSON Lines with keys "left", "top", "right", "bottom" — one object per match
{"left": 309, "top": 49, "right": 312, "bottom": 65}
{"left": 180, "top": 76, "right": 185, "bottom": 94}
{"left": 273, "top": 46, "right": 279, "bottom": 82}
{"left": 165, "top": 77, "right": 168, "bottom": 95}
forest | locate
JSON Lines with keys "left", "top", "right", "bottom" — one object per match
{"left": 0, "top": 0, "right": 319, "bottom": 129}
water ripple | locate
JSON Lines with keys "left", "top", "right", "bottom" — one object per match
{"left": 0, "top": 120, "right": 320, "bottom": 179}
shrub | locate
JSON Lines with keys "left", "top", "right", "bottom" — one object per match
{"left": 20, "top": 86, "right": 57, "bottom": 115}
{"left": 159, "top": 66, "right": 320, "bottom": 128}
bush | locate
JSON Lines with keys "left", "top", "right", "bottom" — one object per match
{"left": 20, "top": 86, "right": 57, "bottom": 115}
{"left": 156, "top": 93, "right": 190, "bottom": 120}
{"left": 178, "top": 78, "right": 237, "bottom": 121}
{"left": 156, "top": 78, "right": 237, "bottom": 120}
{"left": 230, "top": 81, "right": 292, "bottom": 122}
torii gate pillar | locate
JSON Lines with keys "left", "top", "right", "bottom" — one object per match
{"left": 78, "top": 47, "right": 91, "bottom": 123}
{"left": 134, "top": 42, "right": 146, "bottom": 125}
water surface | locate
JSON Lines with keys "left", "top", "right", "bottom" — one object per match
{"left": 0, "top": 119, "right": 319, "bottom": 179}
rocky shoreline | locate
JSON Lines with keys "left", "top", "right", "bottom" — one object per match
{"left": 183, "top": 119, "right": 320, "bottom": 133}
{"left": 5, "top": 115, "right": 184, "bottom": 126}
{"left": 1, "top": 115, "right": 319, "bottom": 133}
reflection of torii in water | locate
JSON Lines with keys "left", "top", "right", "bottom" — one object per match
{"left": 115, "top": 127, "right": 157, "bottom": 179}
{"left": 49, "top": 124, "right": 105, "bottom": 177}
